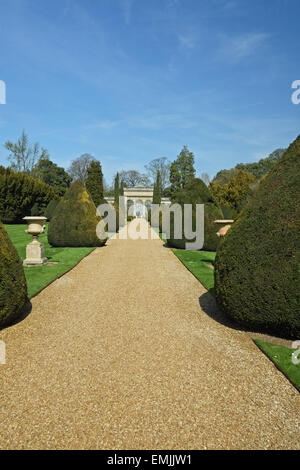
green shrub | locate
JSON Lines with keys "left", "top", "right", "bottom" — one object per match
{"left": 45, "top": 199, "right": 60, "bottom": 221}
{"left": 48, "top": 180, "right": 106, "bottom": 247}
{"left": 0, "top": 221, "right": 27, "bottom": 327}
{"left": 214, "top": 135, "right": 300, "bottom": 338}
{"left": 167, "top": 178, "right": 223, "bottom": 251}
{"left": 0, "top": 166, "right": 55, "bottom": 223}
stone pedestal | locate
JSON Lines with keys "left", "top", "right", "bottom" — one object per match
{"left": 22, "top": 216, "right": 48, "bottom": 266}
{"left": 23, "top": 237, "right": 48, "bottom": 266}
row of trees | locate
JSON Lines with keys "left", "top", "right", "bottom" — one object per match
{"left": 3, "top": 130, "right": 284, "bottom": 222}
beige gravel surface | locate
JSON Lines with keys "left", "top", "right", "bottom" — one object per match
{"left": 0, "top": 219, "right": 299, "bottom": 449}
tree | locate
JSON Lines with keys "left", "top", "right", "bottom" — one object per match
{"left": 120, "top": 180, "right": 125, "bottom": 196}
{"left": 32, "top": 155, "right": 72, "bottom": 196}
{"left": 145, "top": 157, "right": 170, "bottom": 189}
{"left": 5, "top": 130, "right": 49, "bottom": 174}
{"left": 170, "top": 146, "right": 195, "bottom": 198}
{"left": 86, "top": 160, "right": 104, "bottom": 208}
{"left": 119, "top": 170, "right": 151, "bottom": 188}
{"left": 114, "top": 172, "right": 120, "bottom": 205}
{"left": 68, "top": 153, "right": 95, "bottom": 183}
{"left": 152, "top": 170, "right": 162, "bottom": 204}
{"left": 210, "top": 169, "right": 256, "bottom": 212}
{"left": 213, "top": 148, "right": 286, "bottom": 184}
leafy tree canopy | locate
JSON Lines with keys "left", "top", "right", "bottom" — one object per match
{"left": 32, "top": 155, "right": 72, "bottom": 196}
{"left": 213, "top": 148, "right": 286, "bottom": 184}
{"left": 210, "top": 169, "right": 256, "bottom": 213}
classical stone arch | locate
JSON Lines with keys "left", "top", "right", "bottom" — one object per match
{"left": 105, "top": 185, "right": 170, "bottom": 218}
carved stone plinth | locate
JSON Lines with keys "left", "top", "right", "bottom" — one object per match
{"left": 23, "top": 238, "right": 48, "bottom": 266}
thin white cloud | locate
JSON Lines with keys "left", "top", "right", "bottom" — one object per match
{"left": 93, "top": 120, "right": 119, "bottom": 130}
{"left": 119, "top": 0, "right": 135, "bottom": 25}
{"left": 129, "top": 113, "right": 197, "bottom": 130}
{"left": 218, "top": 32, "right": 269, "bottom": 62}
{"left": 178, "top": 32, "right": 198, "bottom": 49}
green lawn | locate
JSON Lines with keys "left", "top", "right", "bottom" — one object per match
{"left": 254, "top": 339, "right": 300, "bottom": 391}
{"left": 158, "top": 230, "right": 216, "bottom": 292}
{"left": 172, "top": 249, "right": 216, "bottom": 292}
{"left": 5, "top": 224, "right": 95, "bottom": 299}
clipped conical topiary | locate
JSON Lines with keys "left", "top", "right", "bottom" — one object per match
{"left": 0, "top": 221, "right": 27, "bottom": 327}
{"left": 214, "top": 135, "right": 300, "bottom": 338}
{"left": 167, "top": 178, "right": 223, "bottom": 251}
{"left": 48, "top": 180, "right": 106, "bottom": 247}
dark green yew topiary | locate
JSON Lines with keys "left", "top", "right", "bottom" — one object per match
{"left": 0, "top": 221, "right": 27, "bottom": 327}
{"left": 214, "top": 135, "right": 300, "bottom": 338}
{"left": 48, "top": 180, "right": 106, "bottom": 247}
{"left": 45, "top": 199, "right": 60, "bottom": 221}
{"left": 167, "top": 178, "right": 223, "bottom": 251}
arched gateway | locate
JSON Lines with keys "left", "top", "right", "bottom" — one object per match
{"left": 106, "top": 184, "right": 170, "bottom": 217}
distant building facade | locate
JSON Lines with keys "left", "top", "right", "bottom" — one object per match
{"left": 106, "top": 184, "right": 170, "bottom": 217}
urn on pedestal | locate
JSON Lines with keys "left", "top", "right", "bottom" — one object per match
{"left": 23, "top": 216, "right": 48, "bottom": 266}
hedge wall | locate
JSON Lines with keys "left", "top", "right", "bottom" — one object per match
{"left": 0, "top": 166, "right": 55, "bottom": 223}
{"left": 214, "top": 135, "right": 300, "bottom": 338}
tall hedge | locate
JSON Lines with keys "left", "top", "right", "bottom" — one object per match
{"left": 45, "top": 199, "right": 60, "bottom": 221}
{"left": 214, "top": 135, "right": 300, "bottom": 338}
{"left": 0, "top": 166, "right": 55, "bottom": 223}
{"left": 166, "top": 178, "right": 223, "bottom": 251}
{"left": 48, "top": 180, "right": 106, "bottom": 247}
{"left": 0, "top": 222, "right": 27, "bottom": 327}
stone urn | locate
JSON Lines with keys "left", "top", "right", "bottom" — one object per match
{"left": 214, "top": 219, "right": 234, "bottom": 237}
{"left": 23, "top": 216, "right": 48, "bottom": 266}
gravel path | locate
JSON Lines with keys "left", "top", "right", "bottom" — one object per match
{"left": 0, "top": 220, "right": 299, "bottom": 449}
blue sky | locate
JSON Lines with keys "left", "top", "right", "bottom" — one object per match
{"left": 0, "top": 0, "right": 299, "bottom": 184}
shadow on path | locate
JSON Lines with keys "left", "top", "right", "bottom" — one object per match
{"left": 199, "top": 291, "right": 247, "bottom": 332}
{"left": 0, "top": 301, "right": 32, "bottom": 332}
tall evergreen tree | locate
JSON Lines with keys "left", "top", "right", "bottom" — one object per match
{"left": 120, "top": 180, "right": 125, "bottom": 196}
{"left": 170, "top": 146, "right": 195, "bottom": 198}
{"left": 86, "top": 160, "right": 104, "bottom": 207}
{"left": 114, "top": 172, "right": 120, "bottom": 206}
{"left": 152, "top": 170, "right": 162, "bottom": 204}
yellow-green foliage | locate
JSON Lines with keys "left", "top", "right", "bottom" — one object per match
{"left": 48, "top": 180, "right": 106, "bottom": 247}
{"left": 0, "top": 221, "right": 27, "bottom": 327}
{"left": 210, "top": 169, "right": 256, "bottom": 212}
